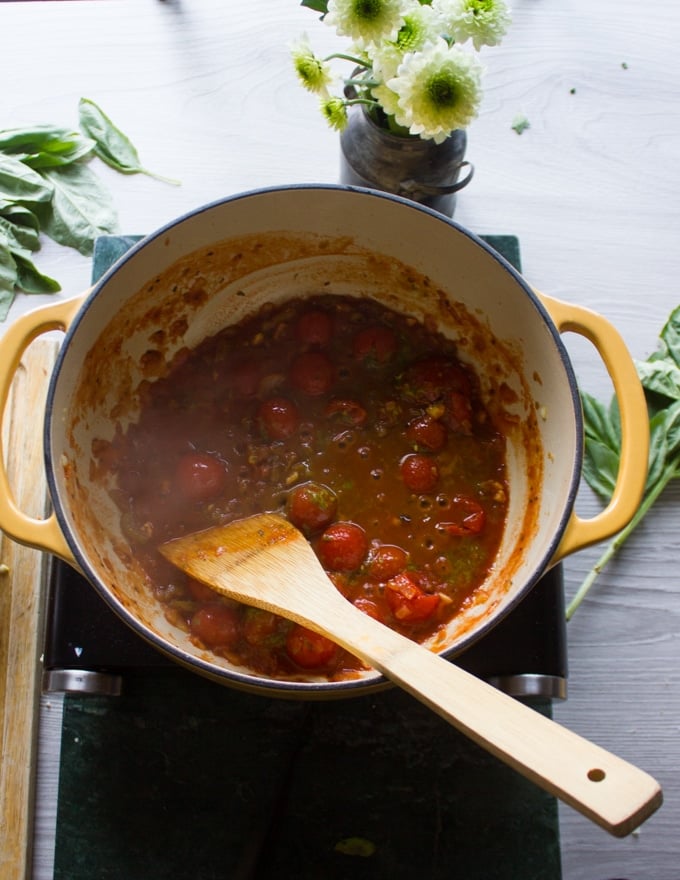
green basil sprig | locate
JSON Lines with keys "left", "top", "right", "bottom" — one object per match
{"left": 78, "top": 99, "right": 179, "bottom": 184}
{"left": 567, "top": 305, "right": 680, "bottom": 619}
{"left": 0, "top": 99, "right": 178, "bottom": 321}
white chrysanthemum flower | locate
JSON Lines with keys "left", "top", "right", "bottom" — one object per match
{"left": 369, "top": 3, "right": 439, "bottom": 82}
{"left": 291, "top": 36, "right": 334, "bottom": 96}
{"left": 320, "top": 96, "right": 350, "bottom": 131}
{"left": 371, "top": 82, "right": 402, "bottom": 118}
{"left": 326, "top": 0, "right": 409, "bottom": 47}
{"left": 387, "top": 39, "right": 483, "bottom": 142}
{"left": 433, "top": 0, "right": 511, "bottom": 51}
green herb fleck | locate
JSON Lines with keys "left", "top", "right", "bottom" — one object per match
{"left": 511, "top": 115, "right": 530, "bottom": 135}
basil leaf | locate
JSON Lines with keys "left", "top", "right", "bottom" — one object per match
{"left": 301, "top": 0, "right": 329, "bottom": 12}
{"left": 0, "top": 153, "right": 53, "bottom": 203}
{"left": 0, "top": 215, "right": 39, "bottom": 257}
{"left": 636, "top": 358, "right": 680, "bottom": 401}
{"left": 78, "top": 98, "right": 179, "bottom": 184}
{"left": 0, "top": 245, "right": 18, "bottom": 321}
{"left": 663, "top": 400, "right": 680, "bottom": 459}
{"left": 37, "top": 164, "right": 118, "bottom": 256}
{"left": 21, "top": 135, "right": 95, "bottom": 169}
{"left": 659, "top": 304, "right": 680, "bottom": 368}
{"left": 0, "top": 124, "right": 79, "bottom": 153}
{"left": 14, "top": 254, "right": 60, "bottom": 295}
{"left": 580, "top": 390, "right": 619, "bottom": 450}
{"left": 0, "top": 201, "right": 40, "bottom": 232}
{"left": 582, "top": 437, "right": 619, "bottom": 500}
{"left": 646, "top": 409, "right": 669, "bottom": 492}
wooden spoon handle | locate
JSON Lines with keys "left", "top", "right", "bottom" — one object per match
{"left": 321, "top": 598, "right": 662, "bottom": 837}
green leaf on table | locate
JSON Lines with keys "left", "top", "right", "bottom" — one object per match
{"left": 0, "top": 153, "right": 53, "bottom": 203}
{"left": 0, "top": 201, "right": 40, "bottom": 232}
{"left": 0, "top": 214, "right": 40, "bottom": 256}
{"left": 0, "top": 124, "right": 78, "bottom": 153}
{"left": 36, "top": 164, "right": 118, "bottom": 256}
{"left": 0, "top": 245, "right": 18, "bottom": 321}
{"left": 0, "top": 124, "right": 95, "bottom": 169}
{"left": 20, "top": 135, "right": 95, "bottom": 169}
{"left": 658, "top": 304, "right": 680, "bottom": 367}
{"left": 14, "top": 253, "right": 61, "bottom": 295}
{"left": 664, "top": 400, "right": 680, "bottom": 458}
{"left": 582, "top": 437, "right": 620, "bottom": 500}
{"left": 636, "top": 358, "right": 680, "bottom": 401}
{"left": 646, "top": 408, "right": 671, "bottom": 491}
{"left": 581, "top": 389, "right": 620, "bottom": 449}
{"left": 78, "top": 98, "right": 179, "bottom": 184}
{"left": 301, "top": 0, "right": 328, "bottom": 12}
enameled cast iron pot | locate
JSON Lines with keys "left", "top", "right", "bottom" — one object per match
{"left": 0, "top": 185, "right": 648, "bottom": 697}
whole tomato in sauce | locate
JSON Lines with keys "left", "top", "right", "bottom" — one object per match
{"left": 287, "top": 482, "right": 338, "bottom": 534}
{"left": 406, "top": 415, "right": 447, "bottom": 451}
{"left": 258, "top": 396, "right": 300, "bottom": 439}
{"left": 353, "top": 325, "right": 397, "bottom": 364}
{"left": 286, "top": 624, "right": 339, "bottom": 669}
{"left": 399, "top": 453, "right": 439, "bottom": 493}
{"left": 175, "top": 452, "right": 228, "bottom": 503}
{"left": 318, "top": 521, "right": 369, "bottom": 572}
{"left": 289, "top": 351, "right": 335, "bottom": 396}
{"left": 295, "top": 309, "right": 334, "bottom": 347}
{"left": 190, "top": 604, "right": 240, "bottom": 648}
{"left": 364, "top": 544, "right": 409, "bottom": 582}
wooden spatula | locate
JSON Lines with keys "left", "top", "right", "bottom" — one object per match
{"left": 160, "top": 512, "right": 662, "bottom": 837}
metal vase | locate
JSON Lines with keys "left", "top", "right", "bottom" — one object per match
{"left": 339, "top": 105, "right": 473, "bottom": 216}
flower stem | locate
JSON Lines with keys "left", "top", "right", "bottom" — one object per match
{"left": 566, "top": 459, "right": 680, "bottom": 620}
{"left": 323, "top": 52, "right": 368, "bottom": 68}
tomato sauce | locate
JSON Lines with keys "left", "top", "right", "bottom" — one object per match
{"left": 101, "top": 294, "right": 509, "bottom": 681}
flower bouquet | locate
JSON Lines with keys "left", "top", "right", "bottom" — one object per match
{"left": 292, "top": 0, "right": 511, "bottom": 144}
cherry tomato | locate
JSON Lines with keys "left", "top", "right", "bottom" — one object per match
{"left": 353, "top": 326, "right": 397, "bottom": 364}
{"left": 353, "top": 597, "right": 385, "bottom": 623}
{"left": 324, "top": 398, "right": 367, "bottom": 426}
{"left": 190, "top": 604, "right": 240, "bottom": 648}
{"left": 295, "top": 309, "right": 334, "bottom": 347}
{"left": 399, "top": 453, "right": 439, "bottom": 493}
{"left": 385, "top": 573, "right": 441, "bottom": 623}
{"left": 229, "top": 355, "right": 262, "bottom": 397}
{"left": 318, "top": 521, "right": 369, "bottom": 571}
{"left": 286, "top": 624, "right": 338, "bottom": 668}
{"left": 287, "top": 481, "right": 338, "bottom": 534}
{"left": 399, "top": 356, "right": 471, "bottom": 403}
{"left": 186, "top": 577, "right": 219, "bottom": 603}
{"left": 289, "top": 351, "right": 335, "bottom": 396}
{"left": 365, "top": 544, "right": 409, "bottom": 582}
{"left": 258, "top": 396, "right": 300, "bottom": 439}
{"left": 437, "top": 496, "right": 486, "bottom": 536}
{"left": 175, "top": 452, "right": 228, "bottom": 503}
{"left": 406, "top": 415, "right": 447, "bottom": 451}
{"left": 242, "top": 608, "right": 280, "bottom": 646}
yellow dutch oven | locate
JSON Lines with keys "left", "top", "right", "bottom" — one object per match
{"left": 0, "top": 185, "right": 648, "bottom": 697}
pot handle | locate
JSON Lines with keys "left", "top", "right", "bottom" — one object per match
{"left": 0, "top": 296, "right": 87, "bottom": 566}
{"left": 537, "top": 292, "right": 649, "bottom": 562}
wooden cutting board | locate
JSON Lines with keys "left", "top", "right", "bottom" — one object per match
{"left": 0, "top": 338, "right": 59, "bottom": 880}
